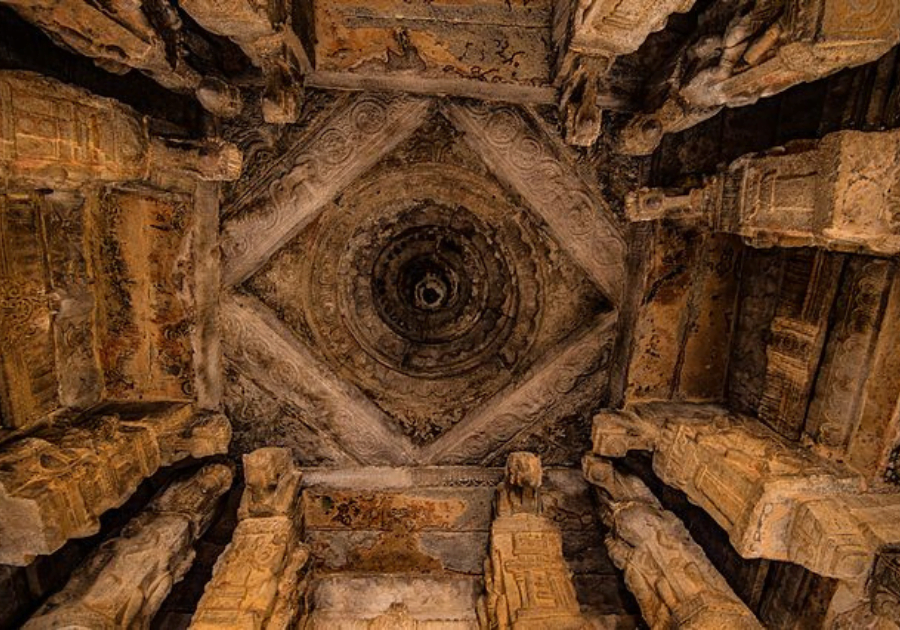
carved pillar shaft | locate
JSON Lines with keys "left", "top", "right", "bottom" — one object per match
{"left": 0, "top": 406, "right": 231, "bottom": 566}
{"left": 24, "top": 463, "right": 233, "bottom": 630}
{"left": 583, "top": 455, "right": 763, "bottom": 630}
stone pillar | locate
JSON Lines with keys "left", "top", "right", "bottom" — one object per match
{"left": 0, "top": 71, "right": 241, "bottom": 191}
{"left": 618, "top": 0, "right": 900, "bottom": 155}
{"left": 24, "top": 463, "right": 233, "bottom": 630}
{"left": 591, "top": 403, "right": 900, "bottom": 586}
{"left": 625, "top": 128, "right": 900, "bottom": 257}
{"left": 177, "top": 0, "right": 309, "bottom": 123}
{"left": 190, "top": 448, "right": 310, "bottom": 630}
{"left": 0, "top": 406, "right": 231, "bottom": 566}
{"left": 482, "top": 452, "right": 589, "bottom": 629}
{"left": 553, "top": 0, "right": 697, "bottom": 145}
{"left": 583, "top": 455, "right": 763, "bottom": 629}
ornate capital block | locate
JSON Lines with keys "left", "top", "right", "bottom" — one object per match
{"left": 626, "top": 128, "right": 900, "bottom": 256}
{"left": 191, "top": 448, "right": 308, "bottom": 630}
{"left": 0, "top": 406, "right": 231, "bottom": 566}
{"left": 0, "top": 71, "right": 241, "bottom": 190}
{"left": 584, "top": 456, "right": 763, "bottom": 630}
{"left": 24, "top": 464, "right": 233, "bottom": 630}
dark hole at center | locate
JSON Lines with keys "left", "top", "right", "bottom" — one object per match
{"left": 422, "top": 287, "right": 441, "bottom": 304}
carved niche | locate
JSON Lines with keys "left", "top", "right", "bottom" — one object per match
{"left": 24, "top": 464, "right": 233, "bottom": 630}
{"left": 583, "top": 455, "right": 763, "bottom": 630}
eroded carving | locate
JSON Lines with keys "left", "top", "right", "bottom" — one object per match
{"left": 626, "top": 128, "right": 900, "bottom": 256}
{"left": 583, "top": 455, "right": 763, "bottom": 629}
{"left": 0, "top": 406, "right": 231, "bottom": 566}
{"left": 25, "top": 464, "right": 232, "bottom": 630}
{"left": 0, "top": 71, "right": 241, "bottom": 190}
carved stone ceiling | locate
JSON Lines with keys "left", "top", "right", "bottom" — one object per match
{"left": 220, "top": 93, "right": 625, "bottom": 467}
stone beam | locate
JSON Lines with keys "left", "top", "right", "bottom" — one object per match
{"left": 482, "top": 452, "right": 588, "bottom": 629}
{"left": 178, "top": 0, "right": 311, "bottom": 123}
{"left": 220, "top": 92, "right": 430, "bottom": 287}
{"left": 3, "top": 0, "right": 242, "bottom": 117}
{"left": 421, "top": 312, "right": 616, "bottom": 465}
{"left": 554, "top": 0, "right": 697, "bottom": 145}
{"left": 618, "top": 0, "right": 900, "bottom": 155}
{"left": 0, "top": 406, "right": 231, "bottom": 566}
{"left": 583, "top": 455, "right": 763, "bottom": 630}
{"left": 24, "top": 463, "right": 233, "bottom": 629}
{"left": 591, "top": 403, "right": 900, "bottom": 584}
{"left": 191, "top": 448, "right": 310, "bottom": 629}
{"left": 444, "top": 102, "right": 626, "bottom": 304}
{"left": 221, "top": 293, "right": 419, "bottom": 466}
{"left": 625, "top": 128, "right": 900, "bottom": 257}
{"left": 0, "top": 71, "right": 241, "bottom": 191}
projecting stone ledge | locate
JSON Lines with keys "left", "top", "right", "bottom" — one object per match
{"left": 0, "top": 406, "right": 231, "bottom": 566}
{"left": 24, "top": 463, "right": 233, "bottom": 630}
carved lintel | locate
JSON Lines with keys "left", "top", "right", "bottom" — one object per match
{"left": 617, "top": 0, "right": 900, "bottom": 155}
{"left": 191, "top": 448, "right": 309, "bottom": 630}
{"left": 24, "top": 464, "right": 233, "bottom": 630}
{"left": 583, "top": 456, "right": 763, "bottom": 630}
{"left": 0, "top": 406, "right": 231, "bottom": 566}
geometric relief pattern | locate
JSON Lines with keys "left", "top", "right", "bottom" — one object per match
{"left": 221, "top": 93, "right": 625, "bottom": 465}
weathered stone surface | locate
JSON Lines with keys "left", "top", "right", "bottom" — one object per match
{"left": 0, "top": 406, "right": 230, "bottom": 566}
{"left": 584, "top": 456, "right": 762, "bottom": 630}
{"left": 627, "top": 128, "right": 900, "bottom": 256}
{"left": 591, "top": 403, "right": 900, "bottom": 585}
{"left": 618, "top": 0, "right": 900, "bottom": 155}
{"left": 24, "top": 463, "right": 233, "bottom": 630}
{"left": 191, "top": 448, "right": 308, "bottom": 630}
{"left": 305, "top": 575, "right": 481, "bottom": 629}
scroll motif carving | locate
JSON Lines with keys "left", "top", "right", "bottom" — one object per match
{"left": 625, "top": 128, "right": 900, "bottom": 256}
{"left": 591, "top": 403, "right": 900, "bottom": 584}
{"left": 0, "top": 406, "right": 231, "bottom": 566}
{"left": 191, "top": 448, "right": 309, "bottom": 630}
{"left": 583, "top": 455, "right": 763, "bottom": 630}
{"left": 618, "top": 0, "right": 900, "bottom": 155}
{"left": 482, "top": 453, "right": 589, "bottom": 629}
{"left": 443, "top": 102, "right": 625, "bottom": 304}
{"left": 220, "top": 93, "right": 430, "bottom": 286}
{"left": 24, "top": 464, "right": 233, "bottom": 630}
